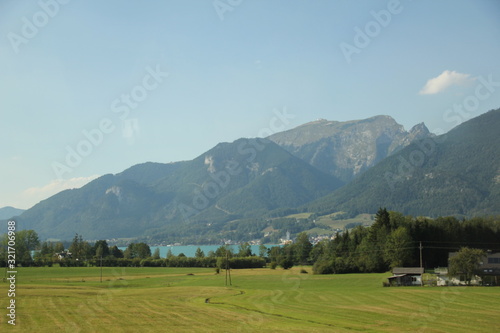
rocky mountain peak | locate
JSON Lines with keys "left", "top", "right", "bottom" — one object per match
{"left": 268, "top": 115, "right": 432, "bottom": 183}
{"left": 409, "top": 122, "right": 431, "bottom": 137}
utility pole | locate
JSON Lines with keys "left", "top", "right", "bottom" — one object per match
{"left": 228, "top": 259, "right": 232, "bottom": 286}
{"left": 100, "top": 256, "right": 103, "bottom": 283}
{"left": 225, "top": 251, "right": 232, "bottom": 286}
{"left": 419, "top": 241, "right": 423, "bottom": 268}
{"left": 225, "top": 251, "right": 227, "bottom": 286}
{"left": 419, "top": 241, "right": 423, "bottom": 287}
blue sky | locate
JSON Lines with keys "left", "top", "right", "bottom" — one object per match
{"left": 1, "top": 0, "right": 499, "bottom": 209}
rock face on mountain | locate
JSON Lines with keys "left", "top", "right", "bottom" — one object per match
{"left": 268, "top": 116, "right": 431, "bottom": 183}
{"left": 306, "top": 108, "right": 500, "bottom": 218}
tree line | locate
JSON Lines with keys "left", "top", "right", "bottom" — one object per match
{"left": 0, "top": 233, "right": 266, "bottom": 269}
{"left": 2, "top": 210, "right": 499, "bottom": 273}
{"left": 259, "top": 209, "right": 500, "bottom": 274}
{"left": 307, "top": 209, "right": 500, "bottom": 274}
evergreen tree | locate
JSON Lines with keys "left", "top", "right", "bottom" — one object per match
{"left": 109, "top": 245, "right": 124, "bottom": 258}
{"left": 96, "top": 245, "right": 104, "bottom": 259}
{"left": 152, "top": 248, "right": 161, "bottom": 259}
{"left": 384, "top": 226, "right": 413, "bottom": 268}
{"left": 294, "top": 232, "right": 312, "bottom": 264}
{"left": 69, "top": 234, "right": 90, "bottom": 260}
{"left": 195, "top": 247, "right": 205, "bottom": 258}
{"left": 93, "top": 240, "right": 110, "bottom": 258}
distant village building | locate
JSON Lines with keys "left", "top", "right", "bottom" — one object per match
{"left": 446, "top": 251, "right": 500, "bottom": 286}
{"left": 434, "top": 267, "right": 449, "bottom": 286}
{"left": 388, "top": 252, "right": 500, "bottom": 287}
{"left": 280, "top": 231, "right": 292, "bottom": 245}
{"left": 478, "top": 252, "right": 500, "bottom": 286}
{"left": 55, "top": 252, "right": 72, "bottom": 260}
{"left": 387, "top": 267, "right": 424, "bottom": 286}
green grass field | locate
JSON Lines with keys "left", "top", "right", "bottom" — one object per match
{"left": 315, "top": 213, "right": 374, "bottom": 230}
{"left": 1, "top": 266, "right": 499, "bottom": 332}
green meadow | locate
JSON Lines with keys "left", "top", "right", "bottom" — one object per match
{"left": 1, "top": 266, "right": 499, "bottom": 332}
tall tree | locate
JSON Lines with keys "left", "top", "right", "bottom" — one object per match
{"left": 93, "top": 240, "right": 110, "bottom": 258}
{"left": 124, "top": 242, "right": 151, "bottom": 259}
{"left": 237, "top": 242, "right": 252, "bottom": 257}
{"left": 294, "top": 232, "right": 312, "bottom": 264}
{"left": 109, "top": 245, "right": 124, "bottom": 258}
{"left": 195, "top": 247, "right": 205, "bottom": 258}
{"left": 384, "top": 226, "right": 413, "bottom": 268}
{"left": 373, "top": 208, "right": 390, "bottom": 230}
{"left": 356, "top": 237, "right": 386, "bottom": 273}
{"left": 69, "top": 234, "right": 85, "bottom": 259}
{"left": 215, "top": 245, "right": 233, "bottom": 258}
{"left": 369, "top": 207, "right": 391, "bottom": 244}
{"left": 54, "top": 242, "right": 65, "bottom": 253}
{"left": 152, "top": 248, "right": 161, "bottom": 259}
{"left": 8, "top": 230, "right": 40, "bottom": 266}
{"left": 40, "top": 241, "right": 54, "bottom": 256}
{"left": 279, "top": 244, "right": 294, "bottom": 269}
{"left": 448, "top": 247, "right": 485, "bottom": 285}
{"left": 258, "top": 244, "right": 268, "bottom": 258}
{"left": 95, "top": 245, "right": 104, "bottom": 259}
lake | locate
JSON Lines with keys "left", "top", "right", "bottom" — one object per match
{"left": 119, "top": 244, "right": 281, "bottom": 258}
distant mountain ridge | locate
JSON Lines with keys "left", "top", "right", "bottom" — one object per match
{"left": 0, "top": 206, "right": 25, "bottom": 220}
{"left": 268, "top": 115, "right": 431, "bottom": 183}
{"left": 11, "top": 138, "right": 342, "bottom": 240}
{"left": 5, "top": 111, "right": 498, "bottom": 242}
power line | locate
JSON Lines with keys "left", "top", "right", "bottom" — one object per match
{"left": 420, "top": 240, "right": 500, "bottom": 245}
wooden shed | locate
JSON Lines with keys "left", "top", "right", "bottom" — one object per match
{"left": 387, "top": 267, "right": 424, "bottom": 286}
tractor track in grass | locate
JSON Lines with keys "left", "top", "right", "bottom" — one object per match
{"left": 205, "top": 290, "right": 361, "bottom": 331}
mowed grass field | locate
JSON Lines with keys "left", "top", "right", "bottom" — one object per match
{"left": 1, "top": 266, "right": 500, "bottom": 332}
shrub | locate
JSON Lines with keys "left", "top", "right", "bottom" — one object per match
{"left": 280, "top": 258, "right": 294, "bottom": 270}
{"left": 312, "top": 258, "right": 335, "bottom": 274}
{"left": 229, "top": 257, "right": 266, "bottom": 269}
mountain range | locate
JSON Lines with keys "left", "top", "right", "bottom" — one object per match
{"left": 4, "top": 110, "right": 499, "bottom": 242}
{"left": 268, "top": 115, "right": 430, "bottom": 183}
{"left": 305, "top": 109, "right": 500, "bottom": 217}
{"left": 12, "top": 139, "right": 343, "bottom": 241}
{"left": 0, "top": 206, "right": 25, "bottom": 220}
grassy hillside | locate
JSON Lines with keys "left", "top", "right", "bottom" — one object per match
{"left": 1, "top": 266, "right": 499, "bottom": 332}
{"left": 314, "top": 213, "right": 375, "bottom": 230}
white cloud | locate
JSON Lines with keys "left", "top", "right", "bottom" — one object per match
{"left": 21, "top": 175, "right": 100, "bottom": 207}
{"left": 121, "top": 118, "right": 140, "bottom": 145}
{"left": 419, "top": 70, "right": 475, "bottom": 95}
